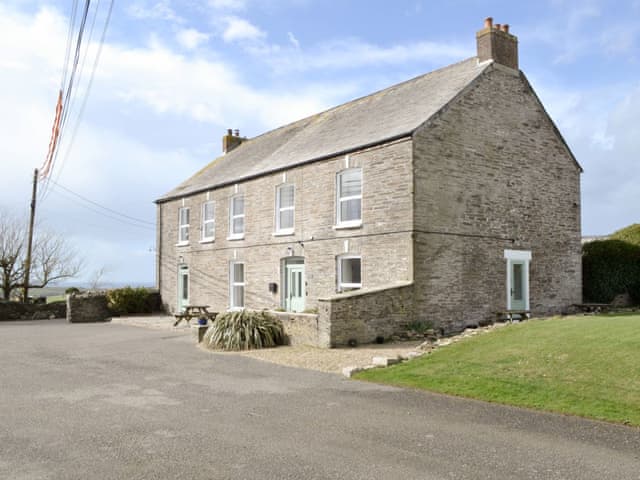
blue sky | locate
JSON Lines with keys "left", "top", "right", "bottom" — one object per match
{"left": 1, "top": 0, "right": 639, "bottom": 285}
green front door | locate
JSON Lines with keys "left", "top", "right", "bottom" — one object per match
{"left": 509, "top": 260, "right": 526, "bottom": 310}
{"left": 285, "top": 262, "right": 305, "bottom": 313}
{"left": 177, "top": 265, "right": 189, "bottom": 313}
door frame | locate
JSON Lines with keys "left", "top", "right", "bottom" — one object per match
{"left": 177, "top": 264, "right": 189, "bottom": 313}
{"left": 503, "top": 249, "right": 531, "bottom": 310}
{"left": 281, "top": 257, "right": 305, "bottom": 312}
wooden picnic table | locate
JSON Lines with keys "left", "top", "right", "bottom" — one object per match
{"left": 173, "top": 305, "right": 218, "bottom": 327}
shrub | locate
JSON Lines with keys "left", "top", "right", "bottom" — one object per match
{"left": 65, "top": 287, "right": 80, "bottom": 295}
{"left": 582, "top": 240, "right": 640, "bottom": 304}
{"left": 203, "top": 310, "right": 285, "bottom": 351}
{"left": 610, "top": 223, "right": 640, "bottom": 246}
{"left": 107, "top": 287, "right": 153, "bottom": 315}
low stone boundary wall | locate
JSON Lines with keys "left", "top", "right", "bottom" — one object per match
{"left": 0, "top": 301, "right": 66, "bottom": 321}
{"left": 318, "top": 282, "right": 415, "bottom": 347}
{"left": 67, "top": 294, "right": 112, "bottom": 323}
{"left": 268, "top": 311, "right": 321, "bottom": 346}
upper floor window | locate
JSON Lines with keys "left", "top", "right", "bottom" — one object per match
{"left": 337, "top": 255, "right": 361, "bottom": 291}
{"left": 201, "top": 201, "right": 215, "bottom": 241}
{"left": 229, "top": 195, "right": 245, "bottom": 239}
{"left": 178, "top": 207, "right": 189, "bottom": 244}
{"left": 275, "top": 184, "right": 295, "bottom": 234}
{"left": 336, "top": 168, "right": 362, "bottom": 227}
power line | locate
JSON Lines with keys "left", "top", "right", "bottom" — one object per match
{"left": 48, "top": 180, "right": 155, "bottom": 227}
{"left": 41, "top": 0, "right": 115, "bottom": 201}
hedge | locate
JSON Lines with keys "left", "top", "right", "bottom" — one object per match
{"left": 582, "top": 239, "right": 640, "bottom": 304}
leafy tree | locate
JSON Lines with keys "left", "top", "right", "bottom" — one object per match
{"left": 0, "top": 210, "right": 83, "bottom": 301}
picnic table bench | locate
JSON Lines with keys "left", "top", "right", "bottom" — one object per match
{"left": 174, "top": 305, "right": 218, "bottom": 327}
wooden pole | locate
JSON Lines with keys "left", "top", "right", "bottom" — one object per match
{"left": 23, "top": 168, "right": 38, "bottom": 303}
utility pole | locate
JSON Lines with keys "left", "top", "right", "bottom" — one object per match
{"left": 23, "top": 168, "right": 38, "bottom": 303}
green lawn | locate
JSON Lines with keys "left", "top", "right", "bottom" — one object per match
{"left": 356, "top": 314, "right": 640, "bottom": 426}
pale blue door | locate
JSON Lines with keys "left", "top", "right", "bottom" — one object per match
{"left": 285, "top": 263, "right": 305, "bottom": 312}
{"left": 177, "top": 265, "right": 189, "bottom": 313}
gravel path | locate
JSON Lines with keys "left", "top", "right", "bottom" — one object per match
{"left": 208, "top": 341, "right": 423, "bottom": 374}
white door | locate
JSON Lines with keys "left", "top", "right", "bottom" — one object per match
{"left": 177, "top": 265, "right": 189, "bottom": 313}
{"left": 284, "top": 259, "right": 305, "bottom": 312}
{"left": 504, "top": 250, "right": 531, "bottom": 311}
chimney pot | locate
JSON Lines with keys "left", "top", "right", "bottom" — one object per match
{"left": 227, "top": 128, "right": 232, "bottom": 135}
{"left": 234, "top": 129, "right": 240, "bottom": 136}
{"left": 476, "top": 17, "right": 518, "bottom": 70}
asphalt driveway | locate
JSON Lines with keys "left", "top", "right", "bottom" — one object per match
{"left": 1, "top": 319, "right": 639, "bottom": 480}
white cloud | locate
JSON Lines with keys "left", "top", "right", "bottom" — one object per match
{"left": 176, "top": 28, "right": 210, "bottom": 49}
{"left": 287, "top": 31, "right": 300, "bottom": 49}
{"left": 127, "top": 1, "right": 184, "bottom": 23}
{"left": 259, "top": 38, "right": 470, "bottom": 73}
{"left": 209, "top": 0, "right": 247, "bottom": 10}
{"left": 221, "top": 15, "right": 266, "bottom": 43}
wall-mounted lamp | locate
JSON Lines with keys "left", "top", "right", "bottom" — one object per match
{"left": 287, "top": 246, "right": 293, "bottom": 257}
{"left": 178, "top": 255, "right": 184, "bottom": 264}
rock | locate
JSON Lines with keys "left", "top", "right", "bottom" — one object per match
{"left": 342, "top": 366, "right": 364, "bottom": 378}
{"left": 371, "top": 356, "right": 400, "bottom": 367}
{"left": 407, "top": 351, "right": 424, "bottom": 360}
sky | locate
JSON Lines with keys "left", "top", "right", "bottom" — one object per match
{"left": 1, "top": 0, "right": 639, "bottom": 286}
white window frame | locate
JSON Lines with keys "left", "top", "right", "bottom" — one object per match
{"left": 177, "top": 207, "right": 190, "bottom": 245}
{"left": 337, "top": 254, "right": 362, "bottom": 292}
{"left": 200, "top": 201, "right": 215, "bottom": 242}
{"left": 336, "top": 168, "right": 362, "bottom": 228}
{"left": 229, "top": 261, "right": 245, "bottom": 310}
{"left": 228, "top": 194, "right": 245, "bottom": 240}
{"left": 274, "top": 184, "right": 295, "bottom": 235}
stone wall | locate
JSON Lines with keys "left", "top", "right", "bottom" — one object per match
{"left": 0, "top": 302, "right": 66, "bottom": 321}
{"left": 318, "top": 283, "right": 414, "bottom": 347}
{"left": 67, "top": 294, "right": 112, "bottom": 323}
{"left": 157, "top": 138, "right": 413, "bottom": 314}
{"left": 412, "top": 63, "right": 582, "bottom": 333}
{"left": 269, "top": 311, "right": 321, "bottom": 346}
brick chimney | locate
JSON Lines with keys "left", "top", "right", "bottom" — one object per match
{"left": 476, "top": 17, "right": 518, "bottom": 70}
{"left": 222, "top": 128, "right": 244, "bottom": 154}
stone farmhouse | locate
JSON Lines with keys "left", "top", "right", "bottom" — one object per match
{"left": 155, "top": 18, "right": 582, "bottom": 347}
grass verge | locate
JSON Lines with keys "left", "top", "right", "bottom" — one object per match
{"left": 355, "top": 314, "right": 640, "bottom": 426}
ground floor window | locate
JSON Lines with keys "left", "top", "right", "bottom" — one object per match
{"left": 229, "top": 261, "right": 245, "bottom": 309}
{"left": 337, "top": 255, "right": 361, "bottom": 291}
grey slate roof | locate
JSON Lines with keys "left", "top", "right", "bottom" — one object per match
{"left": 157, "top": 57, "right": 489, "bottom": 202}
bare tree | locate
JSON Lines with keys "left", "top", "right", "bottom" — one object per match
{"left": 0, "top": 213, "right": 25, "bottom": 301}
{"left": 0, "top": 211, "right": 83, "bottom": 301}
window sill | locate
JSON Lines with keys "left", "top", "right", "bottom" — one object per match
{"left": 199, "top": 239, "right": 215, "bottom": 244}
{"left": 227, "top": 235, "right": 245, "bottom": 241}
{"left": 273, "top": 230, "right": 294, "bottom": 237}
{"left": 333, "top": 222, "right": 362, "bottom": 230}
{"left": 175, "top": 242, "right": 190, "bottom": 247}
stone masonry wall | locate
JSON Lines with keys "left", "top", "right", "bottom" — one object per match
{"left": 157, "top": 139, "right": 414, "bottom": 315}
{"left": 0, "top": 302, "right": 66, "bottom": 321}
{"left": 269, "top": 311, "right": 321, "bottom": 346}
{"left": 412, "top": 63, "right": 582, "bottom": 333}
{"left": 318, "top": 283, "right": 414, "bottom": 347}
{"left": 67, "top": 294, "right": 112, "bottom": 323}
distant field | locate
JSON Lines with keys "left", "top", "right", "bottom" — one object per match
{"left": 356, "top": 314, "right": 640, "bottom": 426}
